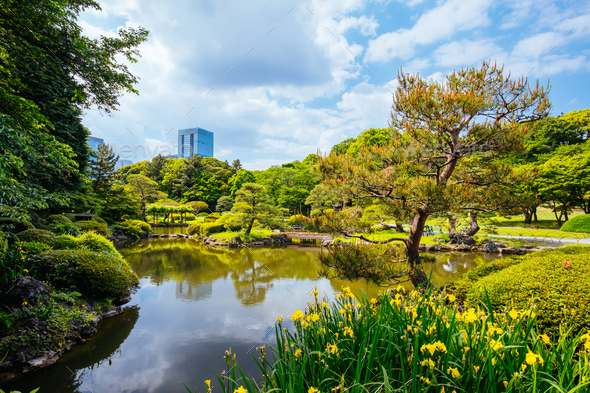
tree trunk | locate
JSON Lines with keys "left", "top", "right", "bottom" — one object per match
{"left": 245, "top": 218, "right": 255, "bottom": 236}
{"left": 141, "top": 202, "right": 146, "bottom": 222}
{"left": 406, "top": 211, "right": 437, "bottom": 291}
{"left": 533, "top": 207, "right": 538, "bottom": 222}
{"left": 523, "top": 210, "right": 532, "bottom": 224}
{"left": 448, "top": 216, "right": 459, "bottom": 236}
{"left": 462, "top": 212, "right": 480, "bottom": 237}
{"left": 395, "top": 222, "right": 405, "bottom": 233}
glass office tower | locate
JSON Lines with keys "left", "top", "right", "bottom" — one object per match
{"left": 177, "top": 128, "right": 214, "bottom": 158}
{"left": 88, "top": 136, "right": 104, "bottom": 153}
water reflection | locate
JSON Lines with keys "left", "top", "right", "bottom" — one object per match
{"left": 1, "top": 240, "right": 500, "bottom": 393}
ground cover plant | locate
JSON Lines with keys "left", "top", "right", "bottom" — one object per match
{"left": 201, "top": 286, "right": 590, "bottom": 393}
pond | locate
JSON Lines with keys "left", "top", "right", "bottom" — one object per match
{"left": 1, "top": 240, "right": 501, "bottom": 393}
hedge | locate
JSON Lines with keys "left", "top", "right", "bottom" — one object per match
{"left": 16, "top": 229, "right": 55, "bottom": 244}
{"left": 466, "top": 245, "right": 590, "bottom": 335}
{"left": 75, "top": 220, "right": 107, "bottom": 235}
{"left": 115, "top": 220, "right": 151, "bottom": 238}
{"left": 0, "top": 217, "right": 34, "bottom": 233}
{"left": 560, "top": 214, "right": 590, "bottom": 233}
{"left": 46, "top": 214, "right": 72, "bottom": 225}
{"left": 31, "top": 250, "right": 139, "bottom": 301}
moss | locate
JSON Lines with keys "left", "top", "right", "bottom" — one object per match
{"left": 16, "top": 229, "right": 55, "bottom": 244}
{"left": 560, "top": 214, "right": 590, "bottom": 233}
{"left": 0, "top": 217, "right": 34, "bottom": 233}
{"left": 466, "top": 245, "right": 590, "bottom": 335}
{"left": 30, "top": 250, "right": 139, "bottom": 301}
{"left": 20, "top": 241, "right": 52, "bottom": 254}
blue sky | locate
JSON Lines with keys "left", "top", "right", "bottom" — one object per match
{"left": 79, "top": 0, "right": 590, "bottom": 169}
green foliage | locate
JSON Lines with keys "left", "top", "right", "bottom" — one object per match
{"left": 0, "top": 217, "right": 34, "bottom": 233}
{"left": 197, "top": 212, "right": 209, "bottom": 218}
{"left": 216, "top": 196, "right": 234, "bottom": 212}
{"left": 21, "top": 241, "right": 51, "bottom": 254}
{"left": 116, "top": 219, "right": 151, "bottom": 238}
{"left": 446, "top": 258, "right": 523, "bottom": 303}
{"left": 31, "top": 250, "right": 138, "bottom": 301}
{"left": 467, "top": 245, "right": 590, "bottom": 335}
{"left": 16, "top": 229, "right": 55, "bottom": 244}
{"left": 144, "top": 154, "right": 167, "bottom": 182}
{"left": 347, "top": 127, "right": 395, "bottom": 157}
{"left": 215, "top": 213, "right": 241, "bottom": 232}
{"left": 228, "top": 169, "right": 256, "bottom": 199}
{"left": 74, "top": 220, "right": 107, "bottom": 235}
{"left": 77, "top": 232, "right": 122, "bottom": 258}
{"left": 0, "top": 240, "right": 32, "bottom": 283}
{"left": 50, "top": 235, "right": 79, "bottom": 250}
{"left": 330, "top": 137, "right": 356, "bottom": 155}
{"left": 54, "top": 222, "right": 82, "bottom": 236}
{"left": 204, "top": 213, "right": 221, "bottom": 223}
{"left": 215, "top": 288, "right": 589, "bottom": 393}
{"left": 560, "top": 214, "right": 590, "bottom": 233}
{"left": 187, "top": 223, "right": 201, "bottom": 236}
{"left": 199, "top": 222, "right": 227, "bottom": 236}
{"left": 277, "top": 186, "right": 310, "bottom": 213}
{"left": 90, "top": 143, "right": 119, "bottom": 194}
{"left": 287, "top": 214, "right": 308, "bottom": 226}
{"left": 47, "top": 214, "right": 72, "bottom": 225}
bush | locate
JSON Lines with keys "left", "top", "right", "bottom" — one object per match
{"left": 116, "top": 220, "right": 151, "bottom": 238}
{"left": 20, "top": 241, "right": 51, "bottom": 254}
{"left": 75, "top": 220, "right": 107, "bottom": 235}
{"left": 287, "top": 214, "right": 308, "bottom": 226}
{"left": 200, "top": 222, "right": 226, "bottom": 236}
{"left": 92, "top": 216, "right": 106, "bottom": 224}
{"left": 46, "top": 214, "right": 72, "bottom": 225}
{"left": 215, "top": 214, "right": 241, "bottom": 231}
{"left": 560, "top": 214, "right": 590, "bottom": 233}
{"left": 217, "top": 287, "right": 590, "bottom": 393}
{"left": 446, "top": 258, "right": 523, "bottom": 302}
{"left": 51, "top": 235, "right": 79, "bottom": 250}
{"left": 54, "top": 222, "right": 82, "bottom": 236}
{"left": 204, "top": 213, "right": 221, "bottom": 223}
{"left": 77, "top": 232, "right": 122, "bottom": 258}
{"left": 31, "top": 250, "right": 138, "bottom": 301}
{"left": 310, "top": 209, "right": 322, "bottom": 217}
{"left": 16, "top": 229, "right": 55, "bottom": 244}
{"left": 466, "top": 245, "right": 590, "bottom": 335}
{"left": 0, "top": 217, "right": 34, "bottom": 233}
{"left": 197, "top": 212, "right": 209, "bottom": 218}
{"left": 187, "top": 223, "right": 201, "bottom": 236}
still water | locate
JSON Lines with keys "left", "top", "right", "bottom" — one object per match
{"left": 3, "top": 240, "right": 500, "bottom": 393}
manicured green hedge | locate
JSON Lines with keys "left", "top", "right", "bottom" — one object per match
{"left": 77, "top": 232, "right": 122, "bottom": 258}
{"left": 51, "top": 234, "right": 79, "bottom": 250}
{"left": 20, "top": 241, "right": 51, "bottom": 254}
{"left": 446, "top": 257, "right": 523, "bottom": 303}
{"left": 466, "top": 245, "right": 590, "bottom": 335}
{"left": 75, "top": 220, "right": 108, "bottom": 235}
{"left": 31, "top": 250, "right": 139, "bottom": 301}
{"left": 560, "top": 214, "right": 590, "bottom": 233}
{"left": 204, "top": 212, "right": 221, "bottom": 223}
{"left": 16, "top": 229, "right": 55, "bottom": 244}
{"left": 0, "top": 217, "right": 34, "bottom": 233}
{"left": 46, "top": 214, "right": 72, "bottom": 225}
{"left": 115, "top": 219, "right": 151, "bottom": 238}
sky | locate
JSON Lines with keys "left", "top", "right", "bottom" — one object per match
{"left": 79, "top": 0, "right": 590, "bottom": 170}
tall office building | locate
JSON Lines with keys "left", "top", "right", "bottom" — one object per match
{"left": 178, "top": 127, "right": 214, "bottom": 159}
{"left": 88, "top": 136, "right": 104, "bottom": 153}
{"left": 115, "top": 159, "right": 133, "bottom": 169}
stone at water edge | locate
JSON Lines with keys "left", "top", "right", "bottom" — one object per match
{"left": 479, "top": 241, "right": 499, "bottom": 253}
{"left": 0, "top": 276, "right": 52, "bottom": 308}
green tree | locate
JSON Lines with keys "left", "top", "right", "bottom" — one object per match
{"left": 160, "top": 158, "right": 186, "bottom": 199}
{"left": 144, "top": 154, "right": 167, "bottom": 182}
{"left": 185, "top": 201, "right": 209, "bottom": 215}
{"left": 1, "top": 0, "right": 148, "bottom": 181}
{"left": 523, "top": 117, "right": 586, "bottom": 159}
{"left": 561, "top": 109, "right": 590, "bottom": 140}
{"left": 216, "top": 196, "right": 234, "bottom": 212}
{"left": 90, "top": 143, "right": 119, "bottom": 193}
{"left": 231, "top": 183, "right": 278, "bottom": 236}
{"left": 347, "top": 128, "right": 394, "bottom": 157}
{"left": 277, "top": 187, "right": 310, "bottom": 214}
{"left": 316, "top": 61, "right": 550, "bottom": 289}
{"left": 125, "top": 174, "right": 164, "bottom": 221}
{"left": 182, "top": 172, "right": 229, "bottom": 207}
{"left": 231, "top": 159, "right": 243, "bottom": 173}
{"left": 228, "top": 169, "right": 256, "bottom": 199}
{"left": 330, "top": 138, "right": 356, "bottom": 155}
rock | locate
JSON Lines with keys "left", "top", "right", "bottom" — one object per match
{"left": 0, "top": 277, "right": 52, "bottom": 308}
{"left": 522, "top": 244, "right": 536, "bottom": 249}
{"left": 100, "top": 306, "right": 121, "bottom": 318}
{"left": 479, "top": 241, "right": 499, "bottom": 253}
{"left": 494, "top": 242, "right": 508, "bottom": 249}
{"left": 160, "top": 234, "right": 169, "bottom": 238}
{"left": 438, "top": 245, "right": 451, "bottom": 251}
{"left": 418, "top": 244, "right": 426, "bottom": 251}
{"left": 501, "top": 248, "right": 528, "bottom": 255}
{"left": 448, "top": 234, "right": 477, "bottom": 246}
{"left": 233, "top": 236, "right": 243, "bottom": 244}
{"left": 272, "top": 229, "right": 282, "bottom": 233}
{"left": 426, "top": 244, "right": 439, "bottom": 252}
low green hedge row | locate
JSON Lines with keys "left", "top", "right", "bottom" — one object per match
{"left": 114, "top": 219, "right": 151, "bottom": 238}
{"left": 465, "top": 245, "right": 590, "bottom": 335}
{"left": 0, "top": 217, "right": 34, "bottom": 233}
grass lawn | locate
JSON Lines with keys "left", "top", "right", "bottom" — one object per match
{"left": 481, "top": 226, "right": 590, "bottom": 239}
{"left": 484, "top": 208, "right": 585, "bottom": 229}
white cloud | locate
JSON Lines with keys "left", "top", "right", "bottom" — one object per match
{"left": 365, "top": 0, "right": 493, "bottom": 63}
{"left": 511, "top": 32, "right": 565, "bottom": 59}
{"left": 434, "top": 39, "right": 505, "bottom": 67}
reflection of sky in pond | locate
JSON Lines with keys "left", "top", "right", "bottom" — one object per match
{"left": 2, "top": 240, "right": 500, "bottom": 393}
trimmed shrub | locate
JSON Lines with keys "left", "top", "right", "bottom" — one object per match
{"left": 204, "top": 212, "right": 221, "bottom": 223}
{"left": 51, "top": 235, "right": 79, "bottom": 250}
{"left": 215, "top": 214, "right": 241, "bottom": 231}
{"left": 287, "top": 214, "right": 308, "bottom": 226}
{"left": 75, "top": 220, "right": 107, "bottom": 235}
{"left": 20, "top": 241, "right": 51, "bottom": 254}
{"left": 185, "top": 213, "right": 196, "bottom": 221}
{"left": 187, "top": 223, "right": 201, "bottom": 236}
{"left": 31, "top": 250, "right": 139, "bottom": 301}
{"left": 116, "top": 220, "right": 151, "bottom": 238}
{"left": 92, "top": 216, "right": 107, "bottom": 224}
{"left": 0, "top": 217, "right": 34, "bottom": 233}
{"left": 77, "top": 232, "right": 122, "bottom": 258}
{"left": 446, "top": 257, "right": 523, "bottom": 302}
{"left": 310, "top": 209, "right": 322, "bottom": 217}
{"left": 54, "top": 222, "right": 82, "bottom": 236}
{"left": 560, "top": 214, "right": 590, "bottom": 233}
{"left": 16, "top": 229, "right": 55, "bottom": 244}
{"left": 466, "top": 245, "right": 590, "bottom": 335}
{"left": 200, "top": 222, "right": 226, "bottom": 236}
{"left": 46, "top": 214, "right": 72, "bottom": 225}
{"left": 197, "top": 212, "right": 209, "bottom": 218}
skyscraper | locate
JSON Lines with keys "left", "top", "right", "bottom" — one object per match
{"left": 88, "top": 136, "right": 104, "bottom": 153}
{"left": 178, "top": 127, "right": 214, "bottom": 159}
